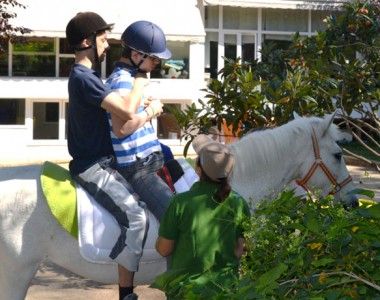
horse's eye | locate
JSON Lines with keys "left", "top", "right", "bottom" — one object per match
{"left": 334, "top": 152, "right": 342, "bottom": 161}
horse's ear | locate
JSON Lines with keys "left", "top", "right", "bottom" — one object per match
{"left": 293, "top": 111, "right": 301, "bottom": 119}
{"left": 337, "top": 130, "right": 353, "bottom": 144}
{"left": 322, "top": 112, "right": 337, "bottom": 137}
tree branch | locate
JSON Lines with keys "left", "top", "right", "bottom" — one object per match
{"left": 351, "top": 131, "right": 380, "bottom": 157}
{"left": 344, "top": 118, "right": 380, "bottom": 149}
{"left": 279, "top": 271, "right": 380, "bottom": 292}
{"left": 343, "top": 148, "right": 380, "bottom": 171}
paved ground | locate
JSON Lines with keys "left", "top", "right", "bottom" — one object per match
{"left": 348, "top": 164, "right": 380, "bottom": 202}
{"left": 25, "top": 261, "right": 165, "bottom": 300}
{"left": 24, "top": 164, "right": 380, "bottom": 300}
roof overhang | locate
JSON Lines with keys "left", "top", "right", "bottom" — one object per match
{"left": 10, "top": 0, "right": 205, "bottom": 42}
{"left": 204, "top": 0, "right": 347, "bottom": 10}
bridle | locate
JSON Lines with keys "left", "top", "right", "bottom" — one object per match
{"left": 296, "top": 128, "right": 352, "bottom": 195}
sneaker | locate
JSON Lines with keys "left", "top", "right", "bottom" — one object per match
{"left": 123, "top": 293, "right": 138, "bottom": 300}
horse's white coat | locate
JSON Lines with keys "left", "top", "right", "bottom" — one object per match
{"left": 0, "top": 115, "right": 356, "bottom": 299}
{"left": 230, "top": 114, "right": 354, "bottom": 205}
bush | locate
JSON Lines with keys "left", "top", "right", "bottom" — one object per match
{"left": 240, "top": 190, "right": 380, "bottom": 299}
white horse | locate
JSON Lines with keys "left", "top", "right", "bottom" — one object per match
{"left": 0, "top": 114, "right": 358, "bottom": 300}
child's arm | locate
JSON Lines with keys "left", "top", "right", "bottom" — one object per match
{"left": 110, "top": 72, "right": 155, "bottom": 137}
{"left": 127, "top": 73, "right": 148, "bottom": 113}
{"left": 111, "top": 100, "right": 162, "bottom": 138}
{"left": 234, "top": 237, "right": 246, "bottom": 259}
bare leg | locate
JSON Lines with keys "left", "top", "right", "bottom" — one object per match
{"left": 118, "top": 265, "right": 134, "bottom": 287}
{"left": 118, "top": 265, "right": 136, "bottom": 299}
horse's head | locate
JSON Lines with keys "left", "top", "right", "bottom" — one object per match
{"left": 294, "top": 113, "right": 358, "bottom": 207}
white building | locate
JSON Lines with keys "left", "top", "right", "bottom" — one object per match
{"left": 0, "top": 0, "right": 346, "bottom": 165}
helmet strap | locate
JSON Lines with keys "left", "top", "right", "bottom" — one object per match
{"left": 130, "top": 52, "right": 148, "bottom": 74}
{"left": 122, "top": 46, "right": 148, "bottom": 74}
{"left": 74, "top": 45, "right": 92, "bottom": 52}
{"left": 91, "top": 34, "right": 101, "bottom": 73}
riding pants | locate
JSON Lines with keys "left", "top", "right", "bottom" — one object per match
{"left": 117, "top": 152, "right": 173, "bottom": 221}
{"left": 74, "top": 156, "right": 148, "bottom": 272}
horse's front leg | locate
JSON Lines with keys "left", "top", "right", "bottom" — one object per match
{"left": 0, "top": 216, "right": 44, "bottom": 300}
{"left": 0, "top": 182, "right": 48, "bottom": 299}
{"left": 0, "top": 256, "right": 41, "bottom": 300}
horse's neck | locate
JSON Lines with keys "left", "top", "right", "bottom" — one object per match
{"left": 230, "top": 126, "right": 303, "bottom": 203}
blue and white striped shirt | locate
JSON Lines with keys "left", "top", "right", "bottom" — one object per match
{"left": 106, "top": 62, "right": 161, "bottom": 167}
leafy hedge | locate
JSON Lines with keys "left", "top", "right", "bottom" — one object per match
{"left": 157, "top": 190, "right": 380, "bottom": 299}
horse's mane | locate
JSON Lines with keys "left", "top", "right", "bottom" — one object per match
{"left": 230, "top": 117, "right": 316, "bottom": 172}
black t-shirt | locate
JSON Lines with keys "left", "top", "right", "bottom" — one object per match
{"left": 67, "top": 64, "right": 114, "bottom": 175}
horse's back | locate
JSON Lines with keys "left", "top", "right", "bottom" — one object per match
{"left": 0, "top": 165, "right": 43, "bottom": 218}
{"left": 0, "top": 164, "right": 42, "bottom": 181}
{"left": 0, "top": 163, "right": 166, "bottom": 285}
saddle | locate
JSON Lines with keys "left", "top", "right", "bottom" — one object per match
{"left": 40, "top": 158, "right": 198, "bottom": 264}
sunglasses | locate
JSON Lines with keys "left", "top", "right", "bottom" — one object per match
{"left": 148, "top": 55, "right": 161, "bottom": 64}
{"left": 136, "top": 50, "right": 162, "bottom": 64}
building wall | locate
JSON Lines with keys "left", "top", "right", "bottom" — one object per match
{"left": 0, "top": 3, "right": 340, "bottom": 165}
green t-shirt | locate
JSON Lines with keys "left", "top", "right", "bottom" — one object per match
{"left": 158, "top": 181, "right": 251, "bottom": 274}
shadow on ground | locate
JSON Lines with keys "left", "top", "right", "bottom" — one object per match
{"left": 30, "top": 260, "right": 107, "bottom": 290}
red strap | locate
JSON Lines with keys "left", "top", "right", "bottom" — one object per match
{"left": 157, "top": 165, "right": 175, "bottom": 193}
{"left": 296, "top": 129, "right": 353, "bottom": 195}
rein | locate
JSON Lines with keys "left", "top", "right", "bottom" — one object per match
{"left": 296, "top": 129, "right": 352, "bottom": 195}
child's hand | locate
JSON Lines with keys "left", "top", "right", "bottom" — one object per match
{"left": 134, "top": 76, "right": 149, "bottom": 90}
{"left": 145, "top": 99, "right": 163, "bottom": 119}
{"left": 135, "top": 72, "right": 148, "bottom": 79}
{"left": 144, "top": 97, "right": 153, "bottom": 107}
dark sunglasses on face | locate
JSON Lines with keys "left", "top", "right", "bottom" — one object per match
{"left": 137, "top": 51, "right": 162, "bottom": 64}
{"left": 148, "top": 56, "right": 161, "bottom": 64}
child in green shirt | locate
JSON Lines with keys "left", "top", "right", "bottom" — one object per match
{"left": 154, "top": 134, "right": 251, "bottom": 298}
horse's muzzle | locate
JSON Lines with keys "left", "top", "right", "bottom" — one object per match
{"left": 342, "top": 193, "right": 359, "bottom": 209}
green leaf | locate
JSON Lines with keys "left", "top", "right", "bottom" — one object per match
{"left": 348, "top": 188, "right": 375, "bottom": 199}
{"left": 325, "top": 289, "right": 342, "bottom": 300}
{"left": 367, "top": 204, "right": 380, "bottom": 219}
{"left": 256, "top": 263, "right": 288, "bottom": 293}
{"left": 305, "top": 213, "right": 321, "bottom": 233}
{"left": 311, "top": 257, "right": 335, "bottom": 267}
{"left": 358, "top": 286, "right": 367, "bottom": 295}
{"left": 183, "top": 139, "right": 192, "bottom": 157}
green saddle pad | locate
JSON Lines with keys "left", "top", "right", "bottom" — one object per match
{"left": 40, "top": 161, "right": 78, "bottom": 238}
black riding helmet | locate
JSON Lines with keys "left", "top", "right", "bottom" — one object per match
{"left": 121, "top": 20, "right": 171, "bottom": 71}
{"left": 66, "top": 12, "right": 114, "bottom": 50}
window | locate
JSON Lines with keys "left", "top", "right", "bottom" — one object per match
{"left": 150, "top": 41, "right": 189, "bottom": 79}
{"left": 45, "top": 103, "right": 59, "bottom": 122}
{"left": 106, "top": 39, "right": 122, "bottom": 77}
{"left": 157, "top": 104, "right": 181, "bottom": 139}
{"left": 263, "top": 35, "right": 292, "bottom": 49}
{"left": 262, "top": 35, "right": 292, "bottom": 63}
{"left": 225, "top": 35, "right": 237, "bottom": 61}
{"left": 59, "top": 38, "right": 75, "bottom": 77}
{"left": 59, "top": 57, "right": 75, "bottom": 77}
{"left": 0, "top": 99, "right": 25, "bottom": 125}
{"left": 205, "top": 32, "right": 218, "bottom": 79}
{"left": 242, "top": 35, "right": 255, "bottom": 63}
{"left": 0, "top": 43, "right": 8, "bottom": 76}
{"left": 33, "top": 102, "right": 59, "bottom": 139}
{"left": 12, "top": 37, "right": 55, "bottom": 77}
